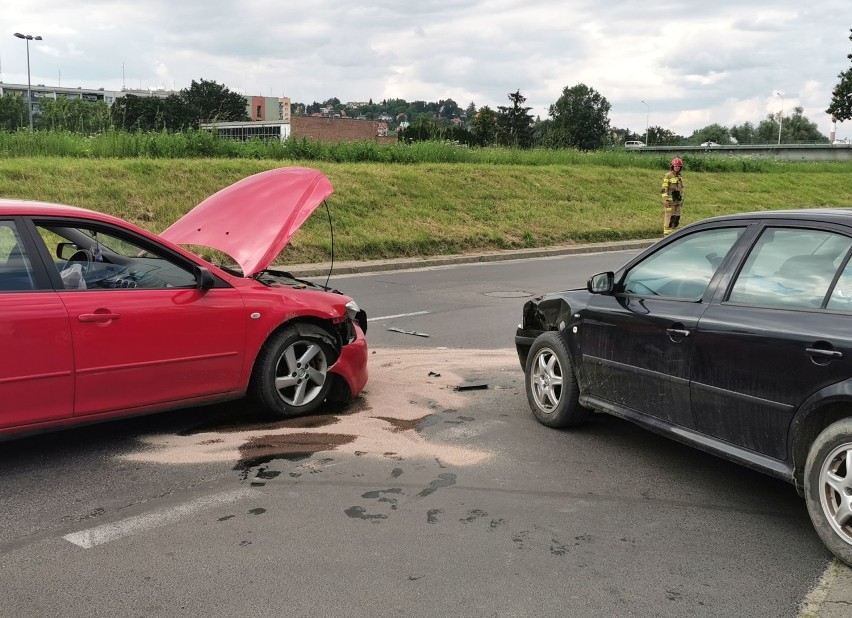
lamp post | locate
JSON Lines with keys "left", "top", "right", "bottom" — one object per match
{"left": 640, "top": 100, "right": 649, "bottom": 146}
{"left": 13, "top": 32, "right": 43, "bottom": 131}
{"left": 774, "top": 91, "right": 784, "bottom": 145}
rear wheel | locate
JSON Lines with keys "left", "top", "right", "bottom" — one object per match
{"left": 250, "top": 324, "right": 337, "bottom": 418}
{"left": 805, "top": 419, "right": 852, "bottom": 567}
{"left": 524, "top": 331, "right": 590, "bottom": 428}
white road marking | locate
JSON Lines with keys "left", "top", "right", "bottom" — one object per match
{"left": 367, "top": 311, "right": 430, "bottom": 322}
{"left": 63, "top": 487, "right": 259, "bottom": 549}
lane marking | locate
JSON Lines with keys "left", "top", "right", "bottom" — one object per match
{"left": 63, "top": 487, "right": 259, "bottom": 549}
{"left": 367, "top": 311, "right": 430, "bottom": 322}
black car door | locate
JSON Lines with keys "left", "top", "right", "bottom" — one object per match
{"left": 691, "top": 224, "right": 852, "bottom": 459}
{"left": 577, "top": 226, "right": 747, "bottom": 428}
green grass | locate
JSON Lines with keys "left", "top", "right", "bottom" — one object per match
{"left": 2, "top": 157, "right": 852, "bottom": 265}
{"left": 0, "top": 129, "right": 849, "bottom": 173}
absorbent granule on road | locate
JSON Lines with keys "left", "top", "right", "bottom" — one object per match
{"left": 119, "top": 348, "right": 518, "bottom": 467}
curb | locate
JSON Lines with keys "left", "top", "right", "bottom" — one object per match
{"left": 286, "top": 238, "right": 656, "bottom": 278}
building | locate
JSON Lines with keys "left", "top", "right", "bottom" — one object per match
{"left": 0, "top": 82, "right": 122, "bottom": 119}
{"left": 245, "top": 96, "right": 291, "bottom": 122}
{"left": 199, "top": 120, "right": 291, "bottom": 142}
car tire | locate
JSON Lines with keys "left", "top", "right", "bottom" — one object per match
{"left": 805, "top": 419, "right": 852, "bottom": 567}
{"left": 524, "top": 331, "right": 590, "bottom": 428}
{"left": 250, "top": 324, "right": 337, "bottom": 418}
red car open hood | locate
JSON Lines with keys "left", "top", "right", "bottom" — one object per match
{"left": 160, "top": 167, "right": 333, "bottom": 277}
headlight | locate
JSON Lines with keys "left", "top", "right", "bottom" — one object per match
{"left": 345, "top": 300, "right": 360, "bottom": 321}
{"left": 345, "top": 300, "right": 368, "bottom": 334}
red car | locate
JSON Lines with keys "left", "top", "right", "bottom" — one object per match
{"left": 0, "top": 167, "right": 368, "bottom": 437}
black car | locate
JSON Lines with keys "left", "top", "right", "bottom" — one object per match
{"left": 515, "top": 209, "right": 852, "bottom": 566}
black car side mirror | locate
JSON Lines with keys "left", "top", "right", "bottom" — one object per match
{"left": 587, "top": 271, "right": 614, "bottom": 294}
{"left": 194, "top": 266, "right": 216, "bottom": 291}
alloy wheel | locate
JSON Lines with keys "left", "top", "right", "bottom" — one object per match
{"left": 819, "top": 442, "right": 852, "bottom": 546}
{"left": 530, "top": 347, "right": 563, "bottom": 414}
{"left": 273, "top": 339, "right": 328, "bottom": 407}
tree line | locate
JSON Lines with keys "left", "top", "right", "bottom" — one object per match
{"left": 0, "top": 79, "right": 248, "bottom": 133}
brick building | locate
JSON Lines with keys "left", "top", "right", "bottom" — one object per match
{"left": 290, "top": 116, "right": 380, "bottom": 142}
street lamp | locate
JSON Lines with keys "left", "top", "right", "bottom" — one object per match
{"left": 640, "top": 100, "right": 650, "bottom": 146}
{"left": 13, "top": 32, "right": 43, "bottom": 131}
{"left": 774, "top": 91, "right": 784, "bottom": 145}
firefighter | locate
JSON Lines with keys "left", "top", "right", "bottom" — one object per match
{"left": 661, "top": 157, "right": 684, "bottom": 235}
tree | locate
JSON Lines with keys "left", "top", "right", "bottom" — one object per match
{"left": 827, "top": 28, "right": 852, "bottom": 122}
{"left": 470, "top": 105, "right": 498, "bottom": 146}
{"left": 37, "top": 98, "right": 110, "bottom": 133}
{"left": 547, "top": 83, "right": 611, "bottom": 150}
{"left": 496, "top": 90, "right": 533, "bottom": 148}
{"left": 688, "top": 123, "right": 732, "bottom": 145}
{"left": 730, "top": 121, "right": 757, "bottom": 145}
{"left": 465, "top": 101, "right": 476, "bottom": 119}
{"left": 180, "top": 79, "right": 248, "bottom": 126}
{"left": 0, "top": 94, "right": 28, "bottom": 131}
{"left": 647, "top": 126, "right": 683, "bottom": 145}
{"left": 779, "top": 106, "right": 829, "bottom": 143}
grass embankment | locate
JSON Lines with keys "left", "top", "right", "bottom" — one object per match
{"left": 1, "top": 157, "right": 851, "bottom": 264}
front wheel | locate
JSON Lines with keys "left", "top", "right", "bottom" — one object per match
{"left": 250, "top": 324, "right": 337, "bottom": 418}
{"left": 805, "top": 419, "right": 852, "bottom": 566}
{"left": 524, "top": 331, "right": 590, "bottom": 428}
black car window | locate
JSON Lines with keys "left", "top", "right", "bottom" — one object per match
{"left": 0, "top": 221, "right": 36, "bottom": 292}
{"left": 35, "top": 223, "right": 198, "bottom": 290}
{"left": 622, "top": 227, "right": 745, "bottom": 299}
{"left": 826, "top": 260, "right": 852, "bottom": 311}
{"left": 729, "top": 228, "right": 851, "bottom": 309}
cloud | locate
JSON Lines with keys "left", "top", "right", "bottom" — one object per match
{"left": 2, "top": 0, "right": 851, "bottom": 136}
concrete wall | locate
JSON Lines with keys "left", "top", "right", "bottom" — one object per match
{"left": 291, "top": 116, "right": 380, "bottom": 142}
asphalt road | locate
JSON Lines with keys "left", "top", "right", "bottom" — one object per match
{"left": 0, "top": 250, "right": 833, "bottom": 617}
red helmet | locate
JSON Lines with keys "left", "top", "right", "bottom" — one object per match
{"left": 671, "top": 157, "right": 683, "bottom": 167}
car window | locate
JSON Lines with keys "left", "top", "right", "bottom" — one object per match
{"left": 0, "top": 221, "right": 36, "bottom": 291}
{"left": 826, "top": 259, "right": 852, "bottom": 311}
{"left": 728, "top": 228, "right": 852, "bottom": 309}
{"left": 622, "top": 227, "right": 745, "bottom": 299}
{"left": 35, "top": 222, "right": 199, "bottom": 290}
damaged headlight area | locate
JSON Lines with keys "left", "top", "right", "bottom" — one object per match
{"left": 345, "top": 300, "right": 368, "bottom": 334}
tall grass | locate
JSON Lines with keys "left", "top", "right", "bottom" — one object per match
{"left": 3, "top": 158, "right": 852, "bottom": 264}
{"left": 0, "top": 129, "right": 848, "bottom": 173}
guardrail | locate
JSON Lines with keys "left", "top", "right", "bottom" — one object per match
{"left": 634, "top": 144, "right": 852, "bottom": 162}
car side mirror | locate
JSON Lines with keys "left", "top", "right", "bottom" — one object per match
{"left": 194, "top": 266, "right": 215, "bottom": 291}
{"left": 587, "top": 272, "right": 614, "bottom": 294}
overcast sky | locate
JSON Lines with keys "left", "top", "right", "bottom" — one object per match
{"left": 3, "top": 1, "right": 852, "bottom": 138}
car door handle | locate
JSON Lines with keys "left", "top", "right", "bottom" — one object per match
{"left": 78, "top": 312, "right": 121, "bottom": 323}
{"left": 666, "top": 329, "right": 691, "bottom": 338}
{"left": 806, "top": 348, "right": 843, "bottom": 359}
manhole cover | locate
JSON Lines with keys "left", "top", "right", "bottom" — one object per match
{"left": 484, "top": 290, "right": 533, "bottom": 298}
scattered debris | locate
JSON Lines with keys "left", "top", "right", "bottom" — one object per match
{"left": 428, "top": 371, "right": 441, "bottom": 377}
{"left": 388, "top": 327, "right": 430, "bottom": 338}
{"left": 453, "top": 383, "right": 489, "bottom": 391}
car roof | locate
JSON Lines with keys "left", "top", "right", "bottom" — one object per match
{"left": 699, "top": 208, "right": 852, "bottom": 226}
{"left": 0, "top": 199, "right": 127, "bottom": 225}
{"left": 0, "top": 199, "right": 167, "bottom": 245}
